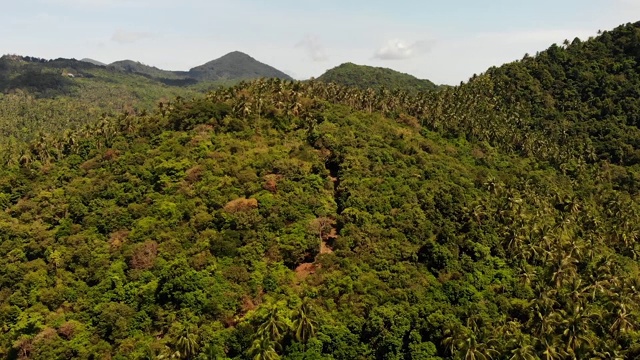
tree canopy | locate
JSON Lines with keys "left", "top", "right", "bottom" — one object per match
{"left": 2, "top": 20, "right": 640, "bottom": 360}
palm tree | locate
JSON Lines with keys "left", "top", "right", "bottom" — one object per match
{"left": 551, "top": 255, "right": 578, "bottom": 288}
{"left": 443, "top": 326, "right": 465, "bottom": 356}
{"left": 174, "top": 327, "right": 199, "bottom": 359}
{"left": 505, "top": 333, "right": 537, "bottom": 360}
{"left": 291, "top": 301, "right": 318, "bottom": 344}
{"left": 257, "top": 306, "right": 288, "bottom": 348}
{"left": 557, "top": 303, "right": 598, "bottom": 356}
{"left": 539, "top": 336, "right": 567, "bottom": 360}
{"left": 458, "top": 334, "right": 498, "bottom": 360}
{"left": 609, "top": 303, "right": 634, "bottom": 335}
{"left": 509, "top": 344, "right": 537, "bottom": 360}
{"left": 249, "top": 336, "right": 280, "bottom": 360}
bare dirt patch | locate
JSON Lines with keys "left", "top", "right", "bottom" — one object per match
{"left": 295, "top": 262, "right": 317, "bottom": 280}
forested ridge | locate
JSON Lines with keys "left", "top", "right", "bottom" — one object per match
{"left": 2, "top": 21, "right": 640, "bottom": 360}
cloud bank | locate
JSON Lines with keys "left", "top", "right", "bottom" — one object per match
{"left": 373, "top": 39, "right": 434, "bottom": 60}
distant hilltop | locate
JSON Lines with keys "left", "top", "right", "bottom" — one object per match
{"left": 85, "top": 51, "right": 293, "bottom": 83}
{"left": 317, "top": 62, "right": 441, "bottom": 92}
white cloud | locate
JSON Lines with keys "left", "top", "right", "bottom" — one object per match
{"left": 373, "top": 39, "right": 434, "bottom": 60}
{"left": 111, "top": 29, "right": 154, "bottom": 44}
{"left": 295, "top": 34, "right": 328, "bottom": 62}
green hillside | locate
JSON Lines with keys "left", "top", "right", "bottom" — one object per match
{"left": 2, "top": 21, "right": 640, "bottom": 360}
{"left": 317, "top": 62, "right": 440, "bottom": 92}
{"left": 0, "top": 55, "right": 200, "bottom": 144}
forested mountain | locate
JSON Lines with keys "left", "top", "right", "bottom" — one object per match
{"left": 187, "top": 51, "right": 293, "bottom": 82}
{"left": 2, "top": 21, "right": 640, "bottom": 360}
{"left": 317, "top": 62, "right": 440, "bottom": 92}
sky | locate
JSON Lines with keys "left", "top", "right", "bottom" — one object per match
{"left": 2, "top": 0, "right": 640, "bottom": 84}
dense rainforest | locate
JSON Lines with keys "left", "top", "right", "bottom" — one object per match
{"left": 2, "top": 21, "right": 640, "bottom": 360}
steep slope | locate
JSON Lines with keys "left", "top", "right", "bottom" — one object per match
{"left": 317, "top": 62, "right": 440, "bottom": 92}
{"left": 188, "top": 51, "right": 293, "bottom": 81}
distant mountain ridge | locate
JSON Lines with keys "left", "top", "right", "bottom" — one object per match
{"left": 0, "top": 51, "right": 293, "bottom": 96}
{"left": 317, "top": 62, "right": 440, "bottom": 92}
{"left": 90, "top": 51, "right": 293, "bottom": 84}
{"left": 108, "top": 60, "right": 185, "bottom": 80}
{"left": 4, "top": 53, "right": 443, "bottom": 96}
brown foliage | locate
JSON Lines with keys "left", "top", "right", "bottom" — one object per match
{"left": 189, "top": 124, "right": 215, "bottom": 145}
{"left": 241, "top": 296, "right": 257, "bottom": 313}
{"left": 129, "top": 240, "right": 158, "bottom": 270}
{"left": 223, "top": 197, "right": 258, "bottom": 213}
{"left": 102, "top": 149, "right": 119, "bottom": 161}
{"left": 109, "top": 230, "right": 129, "bottom": 251}
{"left": 33, "top": 327, "right": 58, "bottom": 344}
{"left": 397, "top": 113, "right": 421, "bottom": 129}
{"left": 58, "top": 321, "right": 78, "bottom": 340}
{"left": 13, "top": 337, "right": 33, "bottom": 360}
{"left": 263, "top": 174, "right": 282, "bottom": 193}
{"left": 471, "top": 147, "right": 486, "bottom": 159}
{"left": 185, "top": 165, "right": 204, "bottom": 183}
{"left": 40, "top": 163, "right": 53, "bottom": 175}
{"left": 79, "top": 158, "right": 101, "bottom": 171}
{"left": 190, "top": 250, "right": 211, "bottom": 270}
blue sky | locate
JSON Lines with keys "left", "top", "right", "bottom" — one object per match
{"left": 2, "top": 0, "right": 639, "bottom": 84}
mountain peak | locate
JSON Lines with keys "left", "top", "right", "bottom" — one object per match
{"left": 188, "top": 51, "right": 292, "bottom": 81}
{"left": 318, "top": 62, "right": 439, "bottom": 92}
{"left": 222, "top": 51, "right": 253, "bottom": 58}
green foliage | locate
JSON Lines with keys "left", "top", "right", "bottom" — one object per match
{"left": 4, "top": 22, "right": 640, "bottom": 360}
